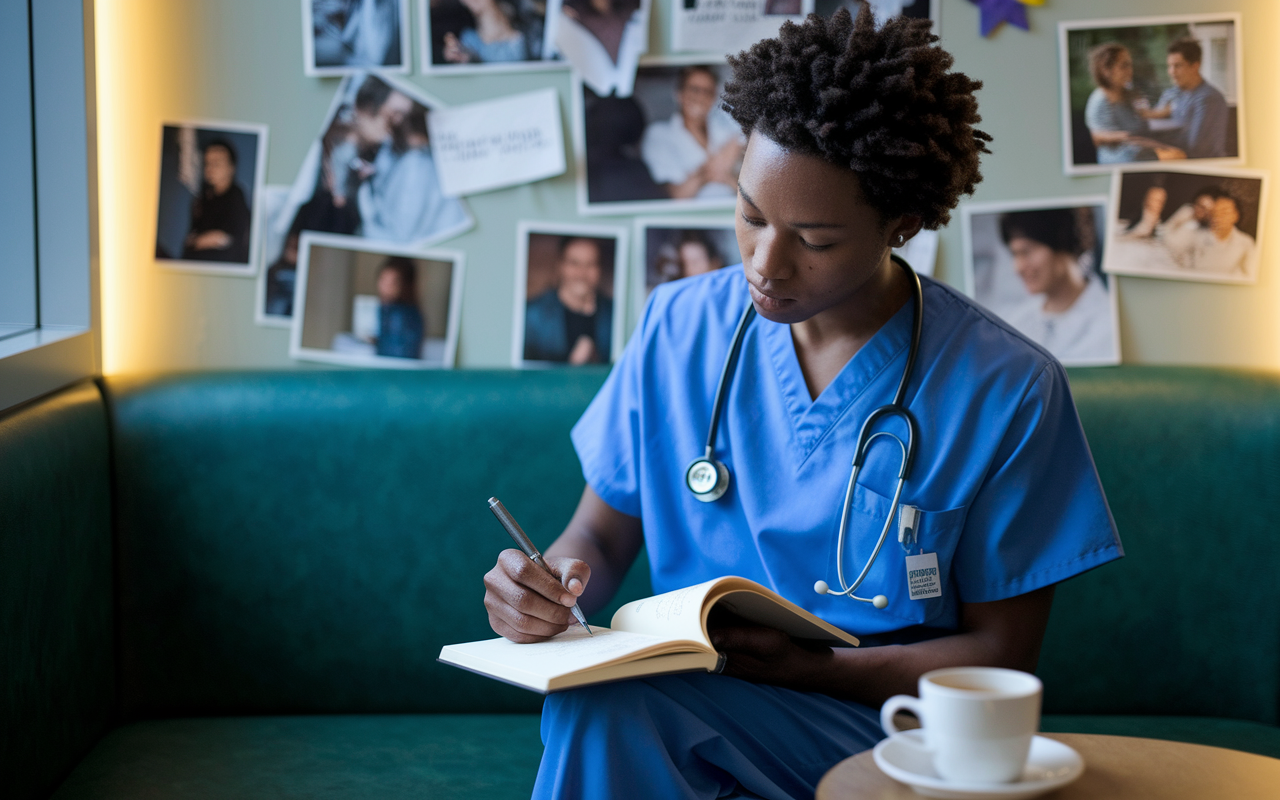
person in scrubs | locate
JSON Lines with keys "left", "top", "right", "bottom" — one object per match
{"left": 483, "top": 8, "right": 1123, "bottom": 799}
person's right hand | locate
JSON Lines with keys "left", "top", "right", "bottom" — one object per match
{"left": 484, "top": 549, "right": 592, "bottom": 643}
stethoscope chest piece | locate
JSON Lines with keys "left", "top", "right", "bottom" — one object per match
{"left": 686, "top": 457, "right": 730, "bottom": 502}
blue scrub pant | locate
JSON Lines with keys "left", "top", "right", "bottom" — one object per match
{"left": 533, "top": 673, "right": 885, "bottom": 799}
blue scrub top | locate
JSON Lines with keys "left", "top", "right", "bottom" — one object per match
{"left": 571, "top": 266, "right": 1123, "bottom": 638}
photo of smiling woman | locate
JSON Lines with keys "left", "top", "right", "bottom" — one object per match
{"left": 965, "top": 199, "right": 1120, "bottom": 367}
{"left": 483, "top": 8, "right": 1122, "bottom": 798}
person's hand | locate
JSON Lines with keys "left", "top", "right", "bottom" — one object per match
{"left": 708, "top": 609, "right": 833, "bottom": 689}
{"left": 1154, "top": 146, "right": 1186, "bottom": 161}
{"left": 484, "top": 549, "right": 591, "bottom": 643}
{"left": 442, "top": 32, "right": 472, "bottom": 63}
{"left": 568, "top": 335, "right": 598, "bottom": 365}
{"left": 193, "top": 230, "right": 232, "bottom": 250}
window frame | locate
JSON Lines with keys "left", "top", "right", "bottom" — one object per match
{"left": 0, "top": 0, "right": 99, "bottom": 414}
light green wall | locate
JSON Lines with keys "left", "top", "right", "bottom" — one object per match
{"left": 98, "top": 0, "right": 1280, "bottom": 371}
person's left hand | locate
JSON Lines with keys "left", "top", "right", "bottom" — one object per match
{"left": 708, "top": 609, "right": 833, "bottom": 689}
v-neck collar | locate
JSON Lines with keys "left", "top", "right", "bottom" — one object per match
{"left": 760, "top": 298, "right": 914, "bottom": 464}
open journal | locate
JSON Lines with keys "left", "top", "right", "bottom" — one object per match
{"left": 438, "top": 576, "right": 860, "bottom": 693}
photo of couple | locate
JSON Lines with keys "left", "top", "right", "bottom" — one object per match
{"left": 260, "top": 73, "right": 472, "bottom": 323}
{"left": 1060, "top": 15, "right": 1242, "bottom": 174}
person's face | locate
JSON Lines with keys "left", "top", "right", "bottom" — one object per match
{"left": 1166, "top": 53, "right": 1200, "bottom": 90}
{"left": 678, "top": 241, "right": 716, "bottom": 276}
{"left": 353, "top": 107, "right": 391, "bottom": 147}
{"left": 1210, "top": 197, "right": 1240, "bottom": 237}
{"left": 1008, "top": 237, "right": 1066, "bottom": 296}
{"left": 203, "top": 146, "right": 235, "bottom": 194}
{"left": 559, "top": 240, "right": 602, "bottom": 294}
{"left": 678, "top": 71, "right": 718, "bottom": 123}
{"left": 379, "top": 92, "right": 414, "bottom": 133}
{"left": 1193, "top": 193, "right": 1217, "bottom": 223}
{"left": 1106, "top": 50, "right": 1134, "bottom": 89}
{"left": 377, "top": 268, "right": 403, "bottom": 303}
{"left": 734, "top": 131, "right": 911, "bottom": 325}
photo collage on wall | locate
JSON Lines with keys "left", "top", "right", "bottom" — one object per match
{"left": 154, "top": 3, "right": 1274, "bottom": 373}
{"left": 152, "top": 0, "right": 952, "bottom": 371}
{"left": 953, "top": 11, "right": 1265, "bottom": 368}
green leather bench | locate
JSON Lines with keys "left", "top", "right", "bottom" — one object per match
{"left": 4, "top": 367, "right": 1279, "bottom": 799}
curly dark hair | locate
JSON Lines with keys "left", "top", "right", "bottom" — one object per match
{"left": 721, "top": 5, "right": 990, "bottom": 229}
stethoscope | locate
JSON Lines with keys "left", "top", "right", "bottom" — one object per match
{"left": 684, "top": 255, "right": 923, "bottom": 610}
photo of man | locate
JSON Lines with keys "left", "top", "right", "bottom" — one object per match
{"left": 1104, "top": 168, "right": 1265, "bottom": 284}
{"left": 1141, "top": 38, "right": 1229, "bottom": 160}
{"left": 515, "top": 224, "right": 627, "bottom": 366}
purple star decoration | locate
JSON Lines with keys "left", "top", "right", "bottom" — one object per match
{"left": 968, "top": 0, "right": 1030, "bottom": 37}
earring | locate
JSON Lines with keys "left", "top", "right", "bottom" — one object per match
{"left": 895, "top": 235, "right": 905, "bottom": 246}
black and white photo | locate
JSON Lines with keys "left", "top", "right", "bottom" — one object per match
{"left": 514, "top": 221, "right": 627, "bottom": 366}
{"left": 291, "top": 233, "right": 464, "bottom": 368}
{"left": 154, "top": 120, "right": 268, "bottom": 276}
{"left": 964, "top": 198, "right": 1120, "bottom": 367}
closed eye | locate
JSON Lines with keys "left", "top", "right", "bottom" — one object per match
{"left": 739, "top": 210, "right": 765, "bottom": 228}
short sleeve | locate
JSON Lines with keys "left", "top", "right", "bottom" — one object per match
{"left": 569, "top": 292, "right": 659, "bottom": 518}
{"left": 951, "top": 361, "right": 1123, "bottom": 603}
{"left": 1083, "top": 91, "right": 1109, "bottom": 132}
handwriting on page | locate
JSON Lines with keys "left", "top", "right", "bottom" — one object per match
{"left": 627, "top": 585, "right": 697, "bottom": 622}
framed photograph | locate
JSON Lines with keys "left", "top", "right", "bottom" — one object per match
{"left": 154, "top": 120, "right": 268, "bottom": 276}
{"left": 633, "top": 217, "right": 738, "bottom": 314}
{"left": 269, "top": 71, "right": 473, "bottom": 320}
{"left": 1103, "top": 167, "right": 1266, "bottom": 285}
{"left": 303, "top": 0, "right": 411, "bottom": 76}
{"left": 671, "top": 0, "right": 814, "bottom": 56}
{"left": 576, "top": 57, "right": 744, "bottom": 216}
{"left": 420, "top": 0, "right": 561, "bottom": 73}
{"left": 513, "top": 221, "right": 628, "bottom": 367}
{"left": 962, "top": 197, "right": 1120, "bottom": 367}
{"left": 1058, "top": 14, "right": 1243, "bottom": 175}
{"left": 291, "top": 232, "right": 464, "bottom": 368}
{"left": 549, "top": 0, "right": 651, "bottom": 98}
{"left": 813, "top": 0, "right": 937, "bottom": 28}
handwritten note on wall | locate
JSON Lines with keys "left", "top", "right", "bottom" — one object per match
{"left": 428, "top": 88, "right": 566, "bottom": 198}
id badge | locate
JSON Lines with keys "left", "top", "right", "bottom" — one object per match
{"left": 905, "top": 552, "right": 942, "bottom": 600}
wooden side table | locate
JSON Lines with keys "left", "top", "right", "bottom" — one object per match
{"left": 816, "top": 733, "right": 1280, "bottom": 799}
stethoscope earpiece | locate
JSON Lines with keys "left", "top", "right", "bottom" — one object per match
{"left": 685, "top": 457, "right": 730, "bottom": 502}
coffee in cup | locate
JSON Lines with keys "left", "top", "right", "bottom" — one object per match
{"left": 880, "top": 666, "right": 1042, "bottom": 783}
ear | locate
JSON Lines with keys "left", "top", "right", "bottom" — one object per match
{"left": 889, "top": 215, "right": 924, "bottom": 248}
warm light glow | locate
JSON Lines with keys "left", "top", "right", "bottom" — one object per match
{"left": 94, "top": 1, "right": 174, "bottom": 374}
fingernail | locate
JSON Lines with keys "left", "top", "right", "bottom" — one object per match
{"left": 567, "top": 578, "right": 583, "bottom": 594}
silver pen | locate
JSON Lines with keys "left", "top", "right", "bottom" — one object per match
{"left": 488, "top": 497, "right": 593, "bottom": 636}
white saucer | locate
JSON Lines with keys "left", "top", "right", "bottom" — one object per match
{"left": 872, "top": 731, "right": 1084, "bottom": 800}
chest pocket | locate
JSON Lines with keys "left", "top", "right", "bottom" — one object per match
{"left": 826, "top": 481, "right": 968, "bottom": 628}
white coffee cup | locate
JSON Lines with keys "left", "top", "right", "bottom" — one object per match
{"left": 880, "top": 666, "right": 1042, "bottom": 784}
